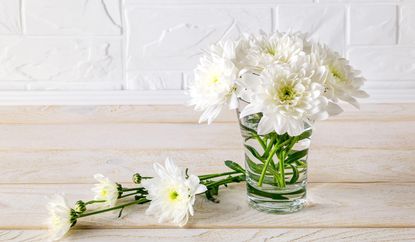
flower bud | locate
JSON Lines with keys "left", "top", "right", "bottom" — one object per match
{"left": 117, "top": 183, "right": 123, "bottom": 197}
{"left": 74, "top": 200, "right": 86, "bottom": 213}
{"left": 70, "top": 209, "right": 78, "bottom": 227}
{"left": 132, "top": 173, "right": 142, "bottom": 184}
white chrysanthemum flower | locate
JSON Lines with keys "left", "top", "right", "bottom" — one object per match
{"left": 188, "top": 54, "right": 240, "bottom": 124}
{"left": 142, "top": 158, "right": 207, "bottom": 227}
{"left": 240, "top": 59, "right": 329, "bottom": 136}
{"left": 245, "top": 31, "right": 306, "bottom": 70}
{"left": 312, "top": 44, "right": 369, "bottom": 113}
{"left": 92, "top": 174, "right": 119, "bottom": 208}
{"left": 210, "top": 38, "right": 250, "bottom": 70}
{"left": 47, "top": 194, "right": 75, "bottom": 241}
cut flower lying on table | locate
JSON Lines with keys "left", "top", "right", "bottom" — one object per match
{"left": 46, "top": 158, "right": 245, "bottom": 241}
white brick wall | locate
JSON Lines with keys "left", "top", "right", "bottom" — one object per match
{"left": 0, "top": 0, "right": 413, "bottom": 103}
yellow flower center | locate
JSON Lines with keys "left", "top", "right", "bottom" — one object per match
{"left": 277, "top": 85, "right": 297, "bottom": 104}
{"left": 330, "top": 66, "right": 345, "bottom": 82}
{"left": 266, "top": 46, "right": 276, "bottom": 56}
{"left": 52, "top": 215, "right": 62, "bottom": 226}
{"left": 209, "top": 75, "right": 220, "bottom": 85}
{"left": 169, "top": 191, "right": 179, "bottom": 201}
{"left": 100, "top": 189, "right": 108, "bottom": 197}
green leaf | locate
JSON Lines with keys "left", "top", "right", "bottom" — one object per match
{"left": 239, "top": 122, "right": 257, "bottom": 134}
{"left": 244, "top": 144, "right": 263, "bottom": 161}
{"left": 224, "top": 160, "right": 245, "bottom": 173}
{"left": 247, "top": 155, "right": 277, "bottom": 173}
{"left": 245, "top": 156, "right": 264, "bottom": 174}
{"left": 118, "top": 207, "right": 124, "bottom": 218}
{"left": 288, "top": 164, "right": 299, "bottom": 184}
{"left": 297, "top": 130, "right": 312, "bottom": 141}
{"left": 286, "top": 149, "right": 309, "bottom": 164}
{"left": 205, "top": 188, "right": 220, "bottom": 203}
{"left": 244, "top": 136, "right": 253, "bottom": 142}
{"left": 247, "top": 183, "right": 305, "bottom": 200}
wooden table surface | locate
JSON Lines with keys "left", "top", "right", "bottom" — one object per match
{"left": 0, "top": 103, "right": 414, "bottom": 241}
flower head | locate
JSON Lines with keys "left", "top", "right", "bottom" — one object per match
{"left": 142, "top": 158, "right": 207, "bottom": 226}
{"left": 92, "top": 174, "right": 120, "bottom": 208}
{"left": 47, "top": 194, "right": 76, "bottom": 241}
{"left": 245, "top": 31, "right": 307, "bottom": 70}
{"left": 240, "top": 58, "right": 328, "bottom": 136}
{"left": 312, "top": 44, "right": 369, "bottom": 112}
{"left": 188, "top": 38, "right": 253, "bottom": 124}
{"left": 209, "top": 38, "right": 250, "bottom": 70}
{"left": 188, "top": 54, "right": 240, "bottom": 124}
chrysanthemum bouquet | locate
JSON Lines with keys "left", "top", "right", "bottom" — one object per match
{"left": 47, "top": 158, "right": 245, "bottom": 241}
{"left": 188, "top": 31, "right": 368, "bottom": 213}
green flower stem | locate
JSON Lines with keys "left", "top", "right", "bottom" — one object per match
{"left": 257, "top": 138, "right": 292, "bottom": 187}
{"left": 258, "top": 144, "right": 279, "bottom": 187}
{"left": 263, "top": 136, "right": 276, "bottom": 157}
{"left": 119, "top": 191, "right": 146, "bottom": 199}
{"left": 276, "top": 136, "right": 299, "bottom": 188}
{"left": 269, "top": 140, "right": 279, "bottom": 173}
{"left": 78, "top": 198, "right": 150, "bottom": 218}
{"left": 263, "top": 136, "right": 279, "bottom": 183}
{"left": 203, "top": 174, "right": 245, "bottom": 189}
{"left": 254, "top": 134, "right": 266, "bottom": 150}
{"left": 84, "top": 200, "right": 106, "bottom": 205}
{"left": 277, "top": 151, "right": 287, "bottom": 188}
{"left": 122, "top": 187, "right": 146, "bottom": 192}
{"left": 199, "top": 171, "right": 240, "bottom": 181}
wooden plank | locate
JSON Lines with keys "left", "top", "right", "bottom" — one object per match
{"left": 0, "top": 183, "right": 414, "bottom": 228}
{"left": 2, "top": 228, "right": 415, "bottom": 242}
{"left": 0, "top": 148, "right": 413, "bottom": 184}
{"left": 0, "top": 121, "right": 412, "bottom": 150}
{"left": 0, "top": 103, "right": 412, "bottom": 124}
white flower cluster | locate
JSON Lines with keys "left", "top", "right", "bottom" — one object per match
{"left": 47, "top": 158, "right": 207, "bottom": 241}
{"left": 188, "top": 31, "right": 368, "bottom": 136}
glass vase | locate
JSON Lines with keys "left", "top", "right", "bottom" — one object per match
{"left": 237, "top": 103, "right": 311, "bottom": 213}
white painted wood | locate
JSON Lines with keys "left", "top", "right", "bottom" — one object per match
{"left": 0, "top": 90, "right": 412, "bottom": 105}
{"left": 0, "top": 148, "right": 413, "bottom": 184}
{"left": 0, "top": 104, "right": 412, "bottom": 184}
{"left": 0, "top": 183, "right": 414, "bottom": 228}
{"left": 0, "top": 103, "right": 412, "bottom": 124}
{"left": 0, "top": 121, "right": 411, "bottom": 150}
{"left": 0, "top": 103, "right": 412, "bottom": 240}
{"left": 2, "top": 228, "right": 415, "bottom": 242}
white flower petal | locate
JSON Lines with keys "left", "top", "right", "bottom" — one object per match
{"left": 257, "top": 115, "right": 275, "bottom": 135}
{"left": 286, "top": 119, "right": 304, "bottom": 136}
{"left": 342, "top": 95, "right": 360, "bottom": 109}
{"left": 240, "top": 103, "right": 262, "bottom": 118}
{"left": 352, "top": 89, "right": 370, "bottom": 98}
{"left": 327, "top": 102, "right": 343, "bottom": 116}
{"left": 47, "top": 194, "right": 72, "bottom": 241}
{"left": 144, "top": 158, "right": 203, "bottom": 227}
{"left": 274, "top": 116, "right": 288, "bottom": 135}
{"left": 92, "top": 174, "right": 119, "bottom": 208}
{"left": 228, "top": 92, "right": 239, "bottom": 110}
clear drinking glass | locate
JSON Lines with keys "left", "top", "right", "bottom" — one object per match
{"left": 237, "top": 100, "right": 311, "bottom": 213}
